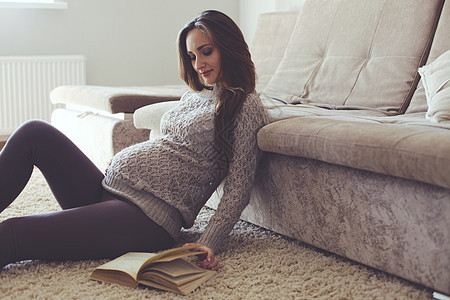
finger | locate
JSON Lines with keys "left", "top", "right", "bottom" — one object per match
{"left": 183, "top": 244, "right": 207, "bottom": 257}
{"left": 211, "top": 262, "right": 220, "bottom": 271}
{"left": 197, "top": 256, "right": 219, "bottom": 270}
{"left": 191, "top": 246, "right": 213, "bottom": 259}
{"left": 183, "top": 243, "right": 207, "bottom": 253}
{"left": 203, "top": 259, "right": 219, "bottom": 270}
{"left": 197, "top": 255, "right": 213, "bottom": 266}
{"left": 182, "top": 244, "right": 219, "bottom": 270}
{"left": 207, "top": 258, "right": 219, "bottom": 270}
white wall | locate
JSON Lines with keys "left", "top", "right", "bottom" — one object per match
{"left": 0, "top": 0, "right": 305, "bottom": 87}
{"left": 0, "top": 0, "right": 239, "bottom": 86}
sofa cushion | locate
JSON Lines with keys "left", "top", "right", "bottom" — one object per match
{"left": 257, "top": 115, "right": 450, "bottom": 189}
{"left": 407, "top": 0, "right": 450, "bottom": 114}
{"left": 133, "top": 100, "right": 181, "bottom": 138}
{"left": 262, "top": 0, "right": 444, "bottom": 114}
{"left": 251, "top": 11, "right": 298, "bottom": 93}
{"left": 261, "top": 97, "right": 390, "bottom": 123}
{"left": 50, "top": 85, "right": 188, "bottom": 114}
{"left": 419, "top": 50, "right": 450, "bottom": 123}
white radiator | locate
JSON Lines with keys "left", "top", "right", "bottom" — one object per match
{"left": 0, "top": 55, "right": 86, "bottom": 137}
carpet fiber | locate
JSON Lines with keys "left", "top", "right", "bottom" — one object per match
{"left": 0, "top": 169, "right": 432, "bottom": 299}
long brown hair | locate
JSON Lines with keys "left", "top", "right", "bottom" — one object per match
{"left": 178, "top": 10, "right": 256, "bottom": 173}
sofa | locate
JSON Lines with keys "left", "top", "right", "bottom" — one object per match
{"left": 50, "top": 0, "right": 450, "bottom": 294}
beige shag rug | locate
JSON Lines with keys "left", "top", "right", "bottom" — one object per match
{"left": 0, "top": 168, "right": 432, "bottom": 299}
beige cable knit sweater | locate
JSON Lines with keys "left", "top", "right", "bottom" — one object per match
{"left": 102, "top": 89, "right": 269, "bottom": 252}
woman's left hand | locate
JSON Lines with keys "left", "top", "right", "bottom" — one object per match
{"left": 183, "top": 243, "right": 220, "bottom": 271}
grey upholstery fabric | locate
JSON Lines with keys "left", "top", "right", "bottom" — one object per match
{"left": 262, "top": 0, "right": 444, "bottom": 114}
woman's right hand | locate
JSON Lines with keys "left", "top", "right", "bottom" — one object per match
{"left": 183, "top": 243, "right": 220, "bottom": 271}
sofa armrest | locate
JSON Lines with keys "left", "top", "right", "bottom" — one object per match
{"left": 133, "top": 101, "right": 180, "bottom": 138}
{"left": 50, "top": 85, "right": 187, "bottom": 114}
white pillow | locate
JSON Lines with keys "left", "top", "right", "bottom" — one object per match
{"left": 418, "top": 49, "right": 450, "bottom": 123}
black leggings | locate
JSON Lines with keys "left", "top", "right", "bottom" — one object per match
{"left": 0, "top": 120, "right": 174, "bottom": 268}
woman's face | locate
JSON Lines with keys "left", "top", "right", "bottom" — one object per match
{"left": 186, "top": 28, "right": 222, "bottom": 85}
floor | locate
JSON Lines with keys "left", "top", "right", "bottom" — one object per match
{"left": 0, "top": 140, "right": 6, "bottom": 151}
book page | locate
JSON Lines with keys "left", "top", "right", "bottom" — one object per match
{"left": 139, "top": 258, "right": 216, "bottom": 295}
{"left": 144, "top": 258, "right": 206, "bottom": 278}
{"left": 141, "top": 269, "right": 206, "bottom": 287}
{"left": 147, "top": 245, "right": 204, "bottom": 263}
{"left": 93, "top": 252, "right": 158, "bottom": 281}
{"left": 139, "top": 270, "right": 216, "bottom": 295}
{"left": 89, "top": 269, "right": 137, "bottom": 288}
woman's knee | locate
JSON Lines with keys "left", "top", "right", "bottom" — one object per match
{"left": 17, "top": 119, "right": 51, "bottom": 133}
{"left": 8, "top": 120, "right": 53, "bottom": 146}
{"left": 17, "top": 119, "right": 54, "bottom": 138}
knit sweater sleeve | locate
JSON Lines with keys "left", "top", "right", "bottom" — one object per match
{"left": 196, "top": 93, "right": 269, "bottom": 252}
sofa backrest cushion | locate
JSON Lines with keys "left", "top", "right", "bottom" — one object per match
{"left": 262, "top": 0, "right": 444, "bottom": 114}
{"left": 407, "top": 0, "right": 450, "bottom": 114}
{"left": 251, "top": 11, "right": 298, "bottom": 93}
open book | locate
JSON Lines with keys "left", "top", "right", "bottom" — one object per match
{"left": 89, "top": 245, "right": 216, "bottom": 295}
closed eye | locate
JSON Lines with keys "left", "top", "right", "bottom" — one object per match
{"left": 203, "top": 49, "right": 213, "bottom": 56}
